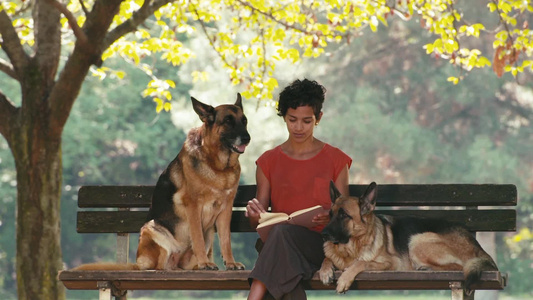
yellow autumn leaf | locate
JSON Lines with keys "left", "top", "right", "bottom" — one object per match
{"left": 115, "top": 71, "right": 126, "bottom": 79}
{"left": 165, "top": 80, "right": 176, "bottom": 88}
{"left": 447, "top": 76, "right": 459, "bottom": 85}
{"left": 153, "top": 97, "right": 164, "bottom": 113}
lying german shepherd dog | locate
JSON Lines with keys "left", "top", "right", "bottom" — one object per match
{"left": 76, "top": 94, "right": 250, "bottom": 271}
{"left": 319, "top": 181, "right": 498, "bottom": 294}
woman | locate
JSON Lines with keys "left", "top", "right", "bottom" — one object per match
{"left": 245, "top": 79, "right": 352, "bottom": 299}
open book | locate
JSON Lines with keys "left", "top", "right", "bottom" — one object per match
{"left": 256, "top": 205, "right": 327, "bottom": 242}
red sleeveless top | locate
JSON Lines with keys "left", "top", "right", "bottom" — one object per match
{"left": 256, "top": 144, "right": 352, "bottom": 232}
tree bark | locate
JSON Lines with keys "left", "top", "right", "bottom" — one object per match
{"left": 11, "top": 127, "right": 65, "bottom": 300}
{"left": 8, "top": 51, "right": 65, "bottom": 298}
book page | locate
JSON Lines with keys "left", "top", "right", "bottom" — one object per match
{"left": 256, "top": 205, "right": 327, "bottom": 242}
{"left": 288, "top": 205, "right": 326, "bottom": 228}
{"left": 258, "top": 212, "right": 289, "bottom": 228}
{"left": 288, "top": 205, "right": 324, "bottom": 218}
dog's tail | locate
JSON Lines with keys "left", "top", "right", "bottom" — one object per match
{"left": 72, "top": 262, "right": 140, "bottom": 271}
{"left": 464, "top": 254, "right": 498, "bottom": 292}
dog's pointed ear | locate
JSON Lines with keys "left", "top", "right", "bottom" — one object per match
{"left": 191, "top": 97, "right": 215, "bottom": 123}
{"left": 329, "top": 181, "right": 342, "bottom": 203}
{"left": 235, "top": 93, "right": 243, "bottom": 110}
{"left": 359, "top": 182, "right": 377, "bottom": 216}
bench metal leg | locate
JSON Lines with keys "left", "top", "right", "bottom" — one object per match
{"left": 450, "top": 281, "right": 475, "bottom": 300}
{"left": 97, "top": 280, "right": 128, "bottom": 300}
{"left": 115, "top": 210, "right": 130, "bottom": 299}
{"left": 116, "top": 232, "right": 129, "bottom": 264}
{"left": 450, "top": 281, "right": 464, "bottom": 300}
{"left": 451, "top": 288, "right": 464, "bottom": 300}
{"left": 116, "top": 208, "right": 130, "bottom": 264}
{"left": 97, "top": 282, "right": 112, "bottom": 300}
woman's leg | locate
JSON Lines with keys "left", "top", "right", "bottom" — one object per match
{"left": 248, "top": 279, "right": 267, "bottom": 300}
{"left": 248, "top": 224, "right": 324, "bottom": 299}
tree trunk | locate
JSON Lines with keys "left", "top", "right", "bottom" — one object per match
{"left": 0, "top": 1, "right": 175, "bottom": 299}
{"left": 10, "top": 105, "right": 65, "bottom": 300}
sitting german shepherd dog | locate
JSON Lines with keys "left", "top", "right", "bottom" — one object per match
{"left": 136, "top": 94, "right": 250, "bottom": 270}
{"left": 319, "top": 181, "right": 498, "bottom": 294}
{"left": 76, "top": 94, "right": 249, "bottom": 271}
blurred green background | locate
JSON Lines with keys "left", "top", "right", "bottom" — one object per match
{"left": 0, "top": 2, "right": 531, "bottom": 299}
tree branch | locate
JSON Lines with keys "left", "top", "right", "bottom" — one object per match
{"left": 48, "top": 0, "right": 124, "bottom": 136}
{"left": 236, "top": 0, "right": 306, "bottom": 33}
{"left": 46, "top": 0, "right": 89, "bottom": 46}
{"left": 0, "top": 57, "right": 18, "bottom": 80}
{"left": 33, "top": 0, "right": 63, "bottom": 89}
{"left": 193, "top": 7, "right": 234, "bottom": 70}
{"left": 103, "top": 0, "right": 173, "bottom": 50}
{"left": 234, "top": 0, "right": 351, "bottom": 39}
{"left": 0, "top": 91, "right": 17, "bottom": 141}
{"left": 78, "top": 0, "right": 89, "bottom": 15}
{"left": 0, "top": 8, "right": 29, "bottom": 77}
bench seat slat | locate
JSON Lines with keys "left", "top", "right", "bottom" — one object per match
{"left": 77, "top": 209, "right": 516, "bottom": 233}
{"left": 78, "top": 184, "right": 517, "bottom": 208}
{"left": 58, "top": 270, "right": 506, "bottom": 291}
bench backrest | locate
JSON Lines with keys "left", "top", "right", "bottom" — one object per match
{"left": 76, "top": 184, "right": 517, "bottom": 234}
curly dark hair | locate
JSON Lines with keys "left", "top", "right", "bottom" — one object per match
{"left": 277, "top": 78, "right": 326, "bottom": 119}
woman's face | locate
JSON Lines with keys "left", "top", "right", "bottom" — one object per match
{"left": 283, "top": 106, "right": 321, "bottom": 143}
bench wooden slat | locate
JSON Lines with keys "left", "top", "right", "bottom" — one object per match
{"left": 77, "top": 185, "right": 259, "bottom": 208}
{"left": 77, "top": 209, "right": 516, "bottom": 233}
{"left": 58, "top": 270, "right": 506, "bottom": 291}
{"left": 78, "top": 184, "right": 517, "bottom": 208}
{"left": 78, "top": 185, "right": 154, "bottom": 208}
{"left": 348, "top": 184, "right": 517, "bottom": 206}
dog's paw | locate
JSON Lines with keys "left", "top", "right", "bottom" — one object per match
{"left": 318, "top": 266, "right": 335, "bottom": 285}
{"left": 224, "top": 261, "right": 245, "bottom": 271}
{"left": 196, "top": 262, "right": 219, "bottom": 270}
{"left": 336, "top": 272, "right": 354, "bottom": 294}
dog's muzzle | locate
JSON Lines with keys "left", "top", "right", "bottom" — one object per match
{"left": 322, "top": 232, "right": 341, "bottom": 244}
{"left": 321, "top": 225, "right": 348, "bottom": 245}
{"left": 232, "top": 143, "right": 248, "bottom": 154}
{"left": 231, "top": 135, "right": 250, "bottom": 154}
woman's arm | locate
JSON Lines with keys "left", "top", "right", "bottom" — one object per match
{"left": 334, "top": 164, "right": 350, "bottom": 196}
{"left": 245, "top": 166, "right": 270, "bottom": 229}
{"left": 313, "top": 164, "right": 350, "bottom": 226}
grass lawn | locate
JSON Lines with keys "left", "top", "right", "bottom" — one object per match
{"left": 127, "top": 291, "right": 529, "bottom": 300}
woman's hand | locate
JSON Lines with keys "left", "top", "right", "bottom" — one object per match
{"left": 312, "top": 211, "right": 330, "bottom": 226}
{"left": 245, "top": 198, "right": 267, "bottom": 220}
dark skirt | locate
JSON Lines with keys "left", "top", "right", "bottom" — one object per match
{"left": 249, "top": 224, "right": 325, "bottom": 300}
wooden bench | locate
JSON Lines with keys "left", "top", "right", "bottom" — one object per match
{"left": 58, "top": 184, "right": 517, "bottom": 300}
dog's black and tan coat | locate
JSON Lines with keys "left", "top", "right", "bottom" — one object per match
{"left": 319, "top": 182, "right": 498, "bottom": 294}
{"left": 75, "top": 94, "right": 250, "bottom": 271}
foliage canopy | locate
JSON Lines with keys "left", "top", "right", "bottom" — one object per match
{"left": 3, "top": 0, "right": 532, "bottom": 110}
